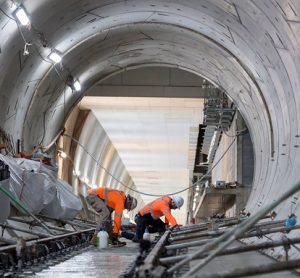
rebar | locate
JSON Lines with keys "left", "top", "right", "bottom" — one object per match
{"left": 8, "top": 217, "right": 74, "bottom": 233}
{"left": 0, "top": 237, "right": 16, "bottom": 245}
{"left": 195, "top": 259, "right": 300, "bottom": 278}
{"left": 166, "top": 238, "right": 211, "bottom": 251}
{"left": 160, "top": 237, "right": 300, "bottom": 264}
{"left": 0, "top": 223, "right": 50, "bottom": 238}
{"left": 168, "top": 179, "right": 300, "bottom": 276}
{"left": 170, "top": 229, "right": 226, "bottom": 242}
{"left": 167, "top": 223, "right": 300, "bottom": 251}
{"left": 171, "top": 219, "right": 243, "bottom": 237}
{"left": 0, "top": 228, "right": 94, "bottom": 252}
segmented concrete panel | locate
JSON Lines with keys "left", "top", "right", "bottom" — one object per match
{"left": 0, "top": 0, "right": 299, "bottom": 259}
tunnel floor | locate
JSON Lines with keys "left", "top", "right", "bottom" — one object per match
{"left": 23, "top": 239, "right": 299, "bottom": 277}
{"left": 31, "top": 240, "right": 139, "bottom": 278}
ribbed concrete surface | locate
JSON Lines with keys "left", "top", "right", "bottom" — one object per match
{"left": 32, "top": 242, "right": 138, "bottom": 278}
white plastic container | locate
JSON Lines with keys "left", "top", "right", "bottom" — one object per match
{"left": 97, "top": 230, "right": 109, "bottom": 249}
{"left": 143, "top": 227, "right": 150, "bottom": 241}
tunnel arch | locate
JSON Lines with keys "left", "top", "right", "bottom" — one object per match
{"left": 0, "top": 0, "right": 299, "bottom": 218}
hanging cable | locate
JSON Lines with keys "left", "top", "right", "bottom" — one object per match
{"left": 63, "top": 133, "right": 237, "bottom": 197}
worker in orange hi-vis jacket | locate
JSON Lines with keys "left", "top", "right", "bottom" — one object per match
{"left": 86, "top": 186, "right": 137, "bottom": 247}
{"left": 132, "top": 195, "right": 184, "bottom": 242}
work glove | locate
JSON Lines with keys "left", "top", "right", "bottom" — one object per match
{"left": 169, "top": 224, "right": 181, "bottom": 232}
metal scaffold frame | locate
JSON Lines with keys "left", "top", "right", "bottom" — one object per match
{"left": 122, "top": 180, "right": 300, "bottom": 277}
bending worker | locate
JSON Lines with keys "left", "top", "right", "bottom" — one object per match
{"left": 86, "top": 186, "right": 137, "bottom": 246}
{"left": 133, "top": 195, "right": 184, "bottom": 241}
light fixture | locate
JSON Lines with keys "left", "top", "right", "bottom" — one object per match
{"left": 14, "top": 6, "right": 30, "bottom": 26}
{"left": 66, "top": 75, "right": 82, "bottom": 92}
{"left": 59, "top": 150, "right": 67, "bottom": 159}
{"left": 73, "top": 80, "right": 81, "bottom": 91}
{"left": 48, "top": 51, "right": 62, "bottom": 63}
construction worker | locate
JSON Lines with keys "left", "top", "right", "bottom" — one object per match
{"left": 132, "top": 195, "right": 184, "bottom": 242}
{"left": 86, "top": 187, "right": 137, "bottom": 246}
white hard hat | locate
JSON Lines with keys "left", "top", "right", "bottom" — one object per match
{"left": 172, "top": 196, "right": 184, "bottom": 209}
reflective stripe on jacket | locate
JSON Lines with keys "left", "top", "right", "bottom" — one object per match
{"left": 88, "top": 187, "right": 126, "bottom": 234}
{"left": 139, "top": 196, "right": 177, "bottom": 226}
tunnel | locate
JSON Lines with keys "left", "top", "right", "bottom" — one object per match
{"left": 0, "top": 0, "right": 300, "bottom": 277}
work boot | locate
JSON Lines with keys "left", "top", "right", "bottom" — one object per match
{"left": 90, "top": 234, "right": 97, "bottom": 246}
{"left": 111, "top": 233, "right": 126, "bottom": 247}
{"left": 111, "top": 239, "right": 127, "bottom": 247}
{"left": 132, "top": 236, "right": 141, "bottom": 243}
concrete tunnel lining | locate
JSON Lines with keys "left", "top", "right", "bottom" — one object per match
{"left": 0, "top": 0, "right": 299, "bottom": 222}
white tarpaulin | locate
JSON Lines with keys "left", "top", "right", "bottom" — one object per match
{"left": 0, "top": 155, "right": 56, "bottom": 214}
{"left": 41, "top": 179, "right": 83, "bottom": 220}
{"left": 0, "top": 155, "right": 82, "bottom": 219}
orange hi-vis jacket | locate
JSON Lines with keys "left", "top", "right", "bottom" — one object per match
{"left": 139, "top": 196, "right": 178, "bottom": 226}
{"left": 88, "top": 187, "right": 126, "bottom": 234}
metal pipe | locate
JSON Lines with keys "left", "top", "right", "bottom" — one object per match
{"left": 253, "top": 219, "right": 284, "bottom": 228}
{"left": 0, "top": 223, "right": 50, "bottom": 238}
{"left": 168, "top": 179, "right": 300, "bottom": 276}
{"left": 64, "top": 220, "right": 96, "bottom": 229}
{"left": 195, "top": 259, "right": 300, "bottom": 278}
{"left": 177, "top": 216, "right": 245, "bottom": 232}
{"left": 161, "top": 237, "right": 300, "bottom": 264}
{"left": 73, "top": 218, "right": 97, "bottom": 225}
{"left": 138, "top": 230, "right": 170, "bottom": 277}
{"left": 167, "top": 225, "right": 300, "bottom": 251}
{"left": 171, "top": 220, "right": 288, "bottom": 242}
{"left": 166, "top": 238, "right": 211, "bottom": 251}
{"left": 8, "top": 217, "right": 74, "bottom": 233}
{"left": 0, "top": 228, "right": 94, "bottom": 253}
{"left": 171, "top": 219, "right": 243, "bottom": 237}
{"left": 37, "top": 214, "right": 96, "bottom": 229}
{"left": 0, "top": 237, "right": 17, "bottom": 245}
{"left": 170, "top": 229, "right": 227, "bottom": 242}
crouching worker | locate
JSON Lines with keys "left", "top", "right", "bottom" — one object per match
{"left": 86, "top": 187, "right": 137, "bottom": 247}
{"left": 133, "top": 195, "right": 184, "bottom": 242}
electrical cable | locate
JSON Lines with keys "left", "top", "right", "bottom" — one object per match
{"left": 62, "top": 133, "right": 237, "bottom": 197}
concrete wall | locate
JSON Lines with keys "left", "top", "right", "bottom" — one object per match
{"left": 72, "top": 111, "right": 144, "bottom": 219}
{"left": 0, "top": 0, "right": 300, "bottom": 258}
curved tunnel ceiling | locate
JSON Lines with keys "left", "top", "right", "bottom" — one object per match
{"left": 0, "top": 0, "right": 300, "bottom": 216}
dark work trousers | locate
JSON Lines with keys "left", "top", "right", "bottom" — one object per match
{"left": 135, "top": 213, "right": 166, "bottom": 239}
